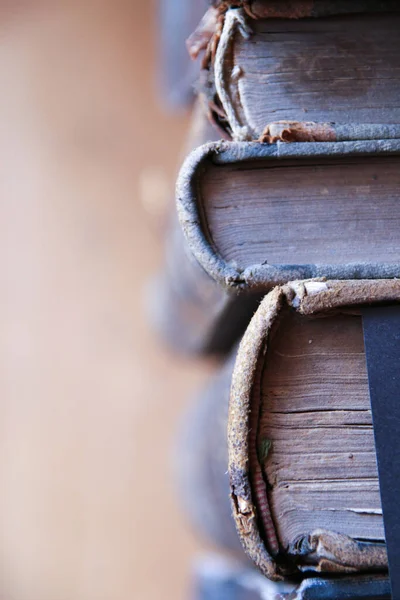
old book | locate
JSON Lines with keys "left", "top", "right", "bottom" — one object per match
{"left": 178, "top": 138, "right": 400, "bottom": 297}
{"left": 176, "top": 278, "right": 399, "bottom": 589}
{"left": 198, "top": 2, "right": 400, "bottom": 140}
{"left": 150, "top": 102, "right": 262, "bottom": 355}
{"left": 229, "top": 279, "right": 400, "bottom": 580}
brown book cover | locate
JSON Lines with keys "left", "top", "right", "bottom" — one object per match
{"left": 195, "top": 2, "right": 400, "bottom": 140}
{"left": 229, "top": 279, "right": 400, "bottom": 580}
{"left": 176, "top": 279, "right": 399, "bottom": 589}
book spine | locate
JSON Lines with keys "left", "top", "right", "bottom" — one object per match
{"left": 228, "top": 280, "right": 397, "bottom": 579}
{"left": 176, "top": 139, "right": 400, "bottom": 296}
{"left": 200, "top": 7, "right": 400, "bottom": 141}
{"left": 174, "top": 279, "right": 397, "bottom": 584}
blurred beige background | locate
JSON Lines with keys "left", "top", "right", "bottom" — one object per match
{"left": 0, "top": 2, "right": 213, "bottom": 599}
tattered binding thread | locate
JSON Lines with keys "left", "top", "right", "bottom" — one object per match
{"left": 214, "top": 8, "right": 252, "bottom": 141}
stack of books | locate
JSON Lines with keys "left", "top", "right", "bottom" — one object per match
{"left": 154, "top": 1, "right": 400, "bottom": 598}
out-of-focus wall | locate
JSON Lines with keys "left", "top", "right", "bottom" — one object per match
{"left": 0, "top": 2, "right": 212, "bottom": 599}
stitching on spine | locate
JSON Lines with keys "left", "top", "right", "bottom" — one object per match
{"left": 214, "top": 9, "right": 253, "bottom": 141}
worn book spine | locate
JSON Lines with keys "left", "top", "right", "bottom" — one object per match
{"left": 176, "top": 279, "right": 400, "bottom": 589}
{"left": 191, "top": 2, "right": 400, "bottom": 141}
{"left": 176, "top": 138, "right": 400, "bottom": 294}
{"left": 229, "top": 279, "right": 400, "bottom": 580}
{"left": 150, "top": 101, "right": 262, "bottom": 355}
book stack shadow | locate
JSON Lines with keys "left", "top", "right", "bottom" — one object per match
{"left": 152, "top": 2, "right": 400, "bottom": 598}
